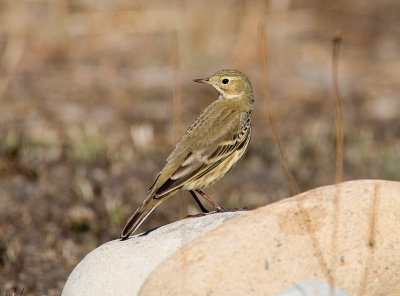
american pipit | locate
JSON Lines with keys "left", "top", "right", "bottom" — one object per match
{"left": 121, "top": 69, "right": 254, "bottom": 240}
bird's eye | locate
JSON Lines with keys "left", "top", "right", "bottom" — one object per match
{"left": 222, "top": 78, "right": 229, "bottom": 84}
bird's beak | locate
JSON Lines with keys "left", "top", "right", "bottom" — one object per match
{"left": 193, "top": 78, "right": 211, "bottom": 84}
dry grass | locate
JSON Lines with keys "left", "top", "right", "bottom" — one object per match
{"left": 1, "top": 0, "right": 400, "bottom": 295}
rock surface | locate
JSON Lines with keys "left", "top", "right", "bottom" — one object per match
{"left": 62, "top": 180, "right": 400, "bottom": 296}
{"left": 61, "top": 211, "right": 246, "bottom": 296}
{"left": 140, "top": 180, "right": 400, "bottom": 296}
{"left": 275, "top": 281, "right": 351, "bottom": 296}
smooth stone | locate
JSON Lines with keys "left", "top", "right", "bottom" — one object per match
{"left": 140, "top": 180, "right": 400, "bottom": 296}
{"left": 275, "top": 281, "right": 351, "bottom": 296}
{"left": 62, "top": 211, "right": 246, "bottom": 296}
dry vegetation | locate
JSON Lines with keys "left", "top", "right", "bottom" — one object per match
{"left": 0, "top": 0, "right": 400, "bottom": 295}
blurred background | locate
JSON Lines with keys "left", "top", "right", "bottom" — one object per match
{"left": 0, "top": 0, "right": 400, "bottom": 294}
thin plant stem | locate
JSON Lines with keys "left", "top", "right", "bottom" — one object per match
{"left": 332, "top": 32, "right": 344, "bottom": 184}
{"left": 170, "top": 30, "right": 186, "bottom": 217}
{"left": 257, "top": 23, "right": 300, "bottom": 195}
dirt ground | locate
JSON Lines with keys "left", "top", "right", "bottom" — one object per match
{"left": 1, "top": 0, "right": 400, "bottom": 295}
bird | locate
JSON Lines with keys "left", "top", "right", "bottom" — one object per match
{"left": 121, "top": 69, "right": 254, "bottom": 240}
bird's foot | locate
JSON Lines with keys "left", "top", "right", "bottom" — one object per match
{"left": 184, "top": 207, "right": 249, "bottom": 219}
{"left": 184, "top": 213, "right": 210, "bottom": 218}
{"left": 215, "top": 206, "right": 229, "bottom": 212}
{"left": 215, "top": 206, "right": 249, "bottom": 213}
{"left": 232, "top": 207, "right": 250, "bottom": 211}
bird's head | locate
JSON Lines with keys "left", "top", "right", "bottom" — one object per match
{"left": 194, "top": 69, "right": 253, "bottom": 101}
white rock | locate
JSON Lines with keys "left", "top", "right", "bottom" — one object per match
{"left": 61, "top": 211, "right": 246, "bottom": 296}
{"left": 63, "top": 180, "right": 400, "bottom": 296}
{"left": 275, "top": 281, "right": 351, "bottom": 296}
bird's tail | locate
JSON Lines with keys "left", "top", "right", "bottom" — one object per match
{"left": 120, "top": 195, "right": 162, "bottom": 240}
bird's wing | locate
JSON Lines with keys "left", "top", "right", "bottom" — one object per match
{"left": 153, "top": 120, "right": 250, "bottom": 198}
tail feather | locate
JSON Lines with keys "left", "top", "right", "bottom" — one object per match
{"left": 120, "top": 196, "right": 162, "bottom": 240}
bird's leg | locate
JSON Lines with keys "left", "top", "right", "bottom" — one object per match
{"left": 189, "top": 190, "right": 209, "bottom": 213}
{"left": 195, "top": 190, "right": 228, "bottom": 212}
